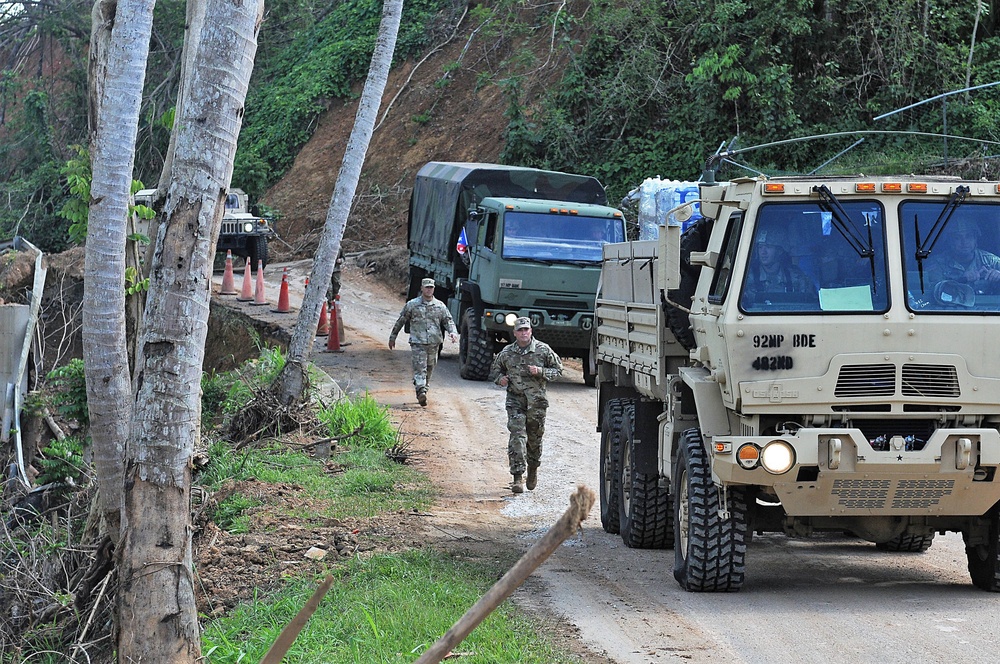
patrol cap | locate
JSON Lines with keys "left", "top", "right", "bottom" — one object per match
{"left": 421, "top": 278, "right": 435, "bottom": 288}
{"left": 514, "top": 317, "right": 531, "bottom": 330}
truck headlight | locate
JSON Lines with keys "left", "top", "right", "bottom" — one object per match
{"left": 760, "top": 441, "right": 795, "bottom": 474}
{"left": 504, "top": 313, "right": 518, "bottom": 326}
{"left": 243, "top": 221, "right": 254, "bottom": 233}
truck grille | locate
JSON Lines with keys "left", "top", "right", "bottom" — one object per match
{"left": 834, "top": 363, "right": 960, "bottom": 399}
{"left": 221, "top": 220, "right": 244, "bottom": 235}
{"left": 831, "top": 478, "right": 955, "bottom": 510}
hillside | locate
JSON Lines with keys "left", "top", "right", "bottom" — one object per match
{"left": 261, "top": 5, "right": 571, "bottom": 269}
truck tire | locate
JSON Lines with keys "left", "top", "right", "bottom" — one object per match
{"left": 876, "top": 533, "right": 935, "bottom": 552}
{"left": 666, "top": 219, "right": 712, "bottom": 351}
{"left": 618, "top": 404, "right": 673, "bottom": 549}
{"left": 966, "top": 513, "right": 1000, "bottom": 591}
{"left": 458, "top": 309, "right": 492, "bottom": 380}
{"left": 673, "top": 428, "right": 748, "bottom": 592}
{"left": 248, "top": 235, "right": 269, "bottom": 269}
{"left": 599, "top": 398, "right": 626, "bottom": 534}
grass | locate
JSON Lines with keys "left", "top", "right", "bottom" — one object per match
{"left": 202, "top": 550, "right": 581, "bottom": 663}
{"left": 195, "top": 353, "right": 583, "bottom": 662}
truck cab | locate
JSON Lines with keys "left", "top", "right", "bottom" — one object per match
{"left": 596, "top": 173, "right": 1000, "bottom": 592}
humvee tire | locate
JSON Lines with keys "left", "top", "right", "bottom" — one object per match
{"left": 248, "top": 235, "right": 269, "bottom": 269}
{"left": 876, "top": 533, "right": 935, "bottom": 552}
{"left": 673, "top": 428, "right": 748, "bottom": 592}
{"left": 618, "top": 403, "right": 673, "bottom": 549}
{"left": 599, "top": 398, "right": 626, "bottom": 533}
{"left": 458, "top": 308, "right": 491, "bottom": 380}
{"left": 966, "top": 513, "right": 1000, "bottom": 591}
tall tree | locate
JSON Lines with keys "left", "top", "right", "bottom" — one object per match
{"left": 116, "top": 0, "right": 263, "bottom": 659}
{"left": 84, "top": 0, "right": 156, "bottom": 544}
{"left": 273, "top": 0, "right": 404, "bottom": 405}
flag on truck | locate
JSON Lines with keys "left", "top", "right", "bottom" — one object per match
{"left": 456, "top": 227, "right": 468, "bottom": 255}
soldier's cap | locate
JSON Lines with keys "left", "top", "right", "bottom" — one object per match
{"left": 514, "top": 317, "right": 531, "bottom": 330}
{"left": 421, "top": 278, "right": 435, "bottom": 288}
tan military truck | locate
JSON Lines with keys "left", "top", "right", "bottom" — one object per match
{"left": 595, "top": 169, "right": 1000, "bottom": 592}
{"left": 134, "top": 188, "right": 273, "bottom": 267}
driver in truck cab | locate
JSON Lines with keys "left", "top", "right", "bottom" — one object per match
{"left": 743, "top": 228, "right": 816, "bottom": 302}
{"left": 925, "top": 220, "right": 1000, "bottom": 294}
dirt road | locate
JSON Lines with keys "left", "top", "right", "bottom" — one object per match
{"left": 221, "top": 260, "right": 1000, "bottom": 664}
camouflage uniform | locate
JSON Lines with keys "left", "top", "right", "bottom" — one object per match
{"left": 389, "top": 295, "right": 456, "bottom": 399}
{"left": 489, "top": 337, "right": 563, "bottom": 476}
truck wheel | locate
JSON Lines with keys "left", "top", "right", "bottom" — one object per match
{"left": 458, "top": 309, "right": 492, "bottom": 380}
{"left": 618, "top": 404, "right": 673, "bottom": 549}
{"left": 248, "top": 235, "right": 269, "bottom": 269}
{"left": 673, "top": 428, "right": 748, "bottom": 592}
{"left": 599, "top": 398, "right": 626, "bottom": 534}
{"left": 966, "top": 513, "right": 1000, "bottom": 591}
{"left": 876, "top": 533, "right": 935, "bottom": 552}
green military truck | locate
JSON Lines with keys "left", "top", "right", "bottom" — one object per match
{"left": 595, "top": 164, "right": 1000, "bottom": 591}
{"left": 408, "top": 162, "right": 626, "bottom": 385}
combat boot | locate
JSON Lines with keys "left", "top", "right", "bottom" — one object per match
{"left": 417, "top": 390, "right": 427, "bottom": 407}
{"left": 511, "top": 474, "right": 524, "bottom": 494}
{"left": 526, "top": 465, "right": 538, "bottom": 491}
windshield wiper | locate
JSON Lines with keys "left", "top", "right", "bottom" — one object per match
{"left": 913, "top": 185, "right": 970, "bottom": 292}
{"left": 813, "top": 185, "right": 878, "bottom": 292}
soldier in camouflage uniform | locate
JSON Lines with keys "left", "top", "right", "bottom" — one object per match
{"left": 489, "top": 317, "right": 563, "bottom": 494}
{"left": 388, "top": 278, "right": 457, "bottom": 406}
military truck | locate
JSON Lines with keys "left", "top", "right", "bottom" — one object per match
{"left": 134, "top": 188, "right": 273, "bottom": 267}
{"left": 408, "top": 162, "right": 627, "bottom": 385}
{"left": 595, "top": 164, "right": 1000, "bottom": 592}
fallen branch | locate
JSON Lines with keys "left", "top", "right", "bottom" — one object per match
{"left": 414, "top": 485, "right": 596, "bottom": 664}
{"left": 259, "top": 574, "right": 335, "bottom": 664}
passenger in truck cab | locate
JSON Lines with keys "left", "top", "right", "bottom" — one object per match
{"left": 926, "top": 220, "right": 1000, "bottom": 294}
{"left": 743, "top": 228, "right": 816, "bottom": 301}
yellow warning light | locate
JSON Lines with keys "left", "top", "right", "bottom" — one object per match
{"left": 855, "top": 183, "right": 877, "bottom": 192}
{"left": 763, "top": 183, "right": 785, "bottom": 194}
{"left": 881, "top": 183, "right": 902, "bottom": 193}
{"left": 908, "top": 183, "right": 928, "bottom": 193}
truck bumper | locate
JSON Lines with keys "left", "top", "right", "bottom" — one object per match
{"left": 483, "top": 308, "right": 594, "bottom": 350}
{"left": 711, "top": 427, "right": 1000, "bottom": 517}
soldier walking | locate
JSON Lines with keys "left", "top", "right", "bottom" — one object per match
{"left": 388, "top": 278, "right": 457, "bottom": 406}
{"left": 490, "top": 317, "right": 563, "bottom": 493}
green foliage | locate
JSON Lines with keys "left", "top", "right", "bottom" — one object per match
{"left": 318, "top": 393, "right": 398, "bottom": 452}
{"left": 36, "top": 435, "right": 86, "bottom": 487}
{"left": 124, "top": 266, "right": 150, "bottom": 296}
{"left": 212, "top": 493, "right": 263, "bottom": 534}
{"left": 233, "top": 0, "right": 457, "bottom": 197}
{"left": 46, "top": 359, "right": 88, "bottom": 426}
{"left": 202, "top": 550, "right": 580, "bottom": 663}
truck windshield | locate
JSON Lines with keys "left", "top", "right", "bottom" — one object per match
{"left": 901, "top": 201, "right": 1000, "bottom": 313}
{"left": 740, "top": 201, "right": 889, "bottom": 314}
{"left": 501, "top": 212, "right": 624, "bottom": 263}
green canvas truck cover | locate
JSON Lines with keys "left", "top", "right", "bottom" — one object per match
{"left": 408, "top": 162, "right": 609, "bottom": 264}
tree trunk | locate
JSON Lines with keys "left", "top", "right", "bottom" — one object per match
{"left": 116, "top": 0, "right": 263, "bottom": 660}
{"left": 274, "top": 0, "right": 404, "bottom": 405}
{"left": 84, "top": 0, "right": 156, "bottom": 545}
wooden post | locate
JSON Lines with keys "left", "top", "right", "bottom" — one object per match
{"left": 414, "top": 485, "right": 596, "bottom": 664}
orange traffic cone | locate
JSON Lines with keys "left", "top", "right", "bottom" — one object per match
{"left": 272, "top": 268, "right": 291, "bottom": 313}
{"left": 237, "top": 259, "right": 254, "bottom": 301}
{"left": 220, "top": 250, "right": 237, "bottom": 295}
{"left": 335, "top": 294, "right": 349, "bottom": 346}
{"left": 316, "top": 300, "right": 330, "bottom": 336}
{"left": 325, "top": 301, "right": 343, "bottom": 352}
{"left": 251, "top": 260, "right": 268, "bottom": 306}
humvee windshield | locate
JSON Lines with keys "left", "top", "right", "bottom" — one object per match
{"left": 501, "top": 212, "right": 625, "bottom": 263}
{"left": 902, "top": 201, "right": 1000, "bottom": 313}
{"left": 740, "top": 201, "right": 889, "bottom": 313}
